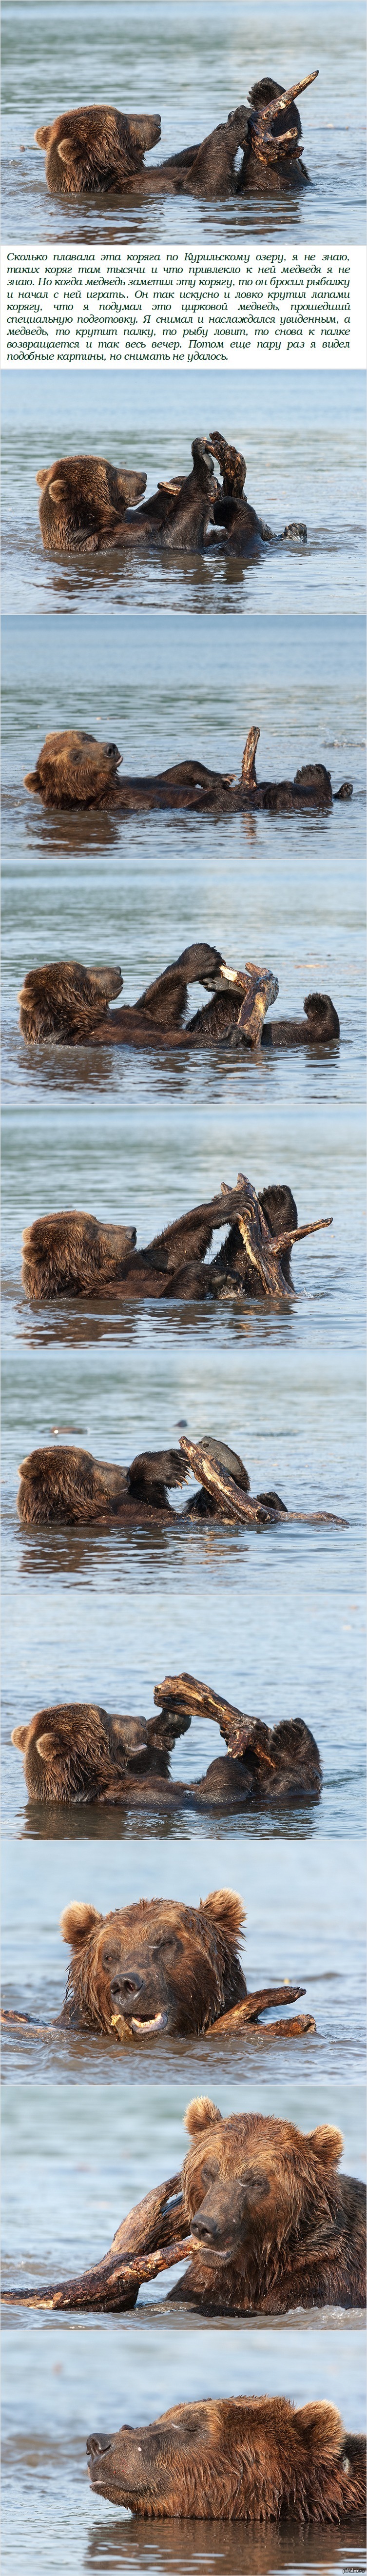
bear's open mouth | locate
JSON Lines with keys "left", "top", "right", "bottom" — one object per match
{"left": 131, "top": 2009, "right": 168, "bottom": 2035}
{"left": 111, "top": 2008, "right": 168, "bottom": 2037}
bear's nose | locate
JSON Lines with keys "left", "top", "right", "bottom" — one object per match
{"left": 192, "top": 2208, "right": 222, "bottom": 2244}
{"left": 111, "top": 1971, "right": 144, "bottom": 2000}
{"left": 106, "top": 742, "right": 120, "bottom": 759}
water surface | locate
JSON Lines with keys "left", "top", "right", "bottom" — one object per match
{"left": 2, "top": 0, "right": 365, "bottom": 244}
{"left": 1, "top": 372, "right": 365, "bottom": 619}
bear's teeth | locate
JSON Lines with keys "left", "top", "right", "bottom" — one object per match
{"left": 131, "top": 2010, "right": 168, "bottom": 2035}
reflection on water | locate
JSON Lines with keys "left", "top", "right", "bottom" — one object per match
{"left": 1, "top": 617, "right": 366, "bottom": 1843}
{"left": 2, "top": 2328, "right": 366, "bottom": 2576}
{"left": 2, "top": 0, "right": 366, "bottom": 244}
{"left": 1, "top": 372, "right": 366, "bottom": 620}
{"left": 1, "top": 1837, "right": 365, "bottom": 2083}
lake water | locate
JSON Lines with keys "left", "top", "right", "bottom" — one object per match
{"left": 1, "top": 0, "right": 366, "bottom": 245}
{"left": 1, "top": 2325, "right": 366, "bottom": 2576}
{"left": 2, "top": 2073, "right": 366, "bottom": 2313}
{"left": 1, "top": 372, "right": 365, "bottom": 621}
{"left": 1, "top": 616, "right": 366, "bottom": 1844}
{"left": 1, "top": 1835, "right": 365, "bottom": 2085}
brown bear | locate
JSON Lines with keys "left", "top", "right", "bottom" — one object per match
{"left": 37, "top": 441, "right": 222, "bottom": 557}
{"left": 16, "top": 1435, "right": 344, "bottom": 1533}
{"left": 34, "top": 104, "right": 250, "bottom": 201}
{"left": 23, "top": 725, "right": 353, "bottom": 814}
{"left": 1, "top": 1890, "right": 313, "bottom": 2047}
{"left": 11, "top": 1694, "right": 321, "bottom": 1813}
{"left": 11, "top": 1699, "right": 191, "bottom": 1806}
{"left": 37, "top": 455, "right": 147, "bottom": 554}
{"left": 58, "top": 1890, "right": 249, "bottom": 2036}
{"left": 86, "top": 2395, "right": 366, "bottom": 2522}
{"left": 168, "top": 2100, "right": 366, "bottom": 2312}
{"left": 21, "top": 1181, "right": 328, "bottom": 1307}
{"left": 18, "top": 952, "right": 341, "bottom": 1054}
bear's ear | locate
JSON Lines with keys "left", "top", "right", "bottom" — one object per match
{"left": 11, "top": 1725, "right": 28, "bottom": 1749}
{"left": 24, "top": 770, "right": 40, "bottom": 794}
{"left": 201, "top": 1888, "right": 246, "bottom": 1945}
{"left": 35, "top": 125, "right": 52, "bottom": 147}
{"left": 37, "top": 1732, "right": 57, "bottom": 1760}
{"left": 307, "top": 2124, "right": 343, "bottom": 2170}
{"left": 295, "top": 2403, "right": 344, "bottom": 2460}
{"left": 36, "top": 469, "right": 49, "bottom": 488}
{"left": 48, "top": 480, "right": 65, "bottom": 504}
{"left": 60, "top": 1902, "right": 102, "bottom": 1948}
{"left": 184, "top": 2096, "right": 222, "bottom": 2139}
{"left": 57, "top": 139, "right": 76, "bottom": 166}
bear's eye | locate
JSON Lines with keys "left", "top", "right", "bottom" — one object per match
{"left": 101, "top": 1948, "right": 119, "bottom": 1970}
{"left": 199, "top": 2162, "right": 218, "bottom": 2189}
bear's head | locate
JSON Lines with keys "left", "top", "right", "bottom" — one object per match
{"left": 11, "top": 1704, "right": 154, "bottom": 1803}
{"left": 24, "top": 731, "right": 123, "bottom": 808}
{"left": 18, "top": 961, "right": 123, "bottom": 1045}
{"left": 36, "top": 454, "right": 147, "bottom": 550}
{"left": 87, "top": 2396, "right": 366, "bottom": 2522}
{"left": 21, "top": 1211, "right": 136, "bottom": 1301}
{"left": 35, "top": 107, "right": 162, "bottom": 197}
{"left": 17, "top": 1445, "right": 129, "bottom": 1527}
{"left": 59, "top": 1889, "right": 247, "bottom": 2036}
{"left": 181, "top": 2101, "right": 344, "bottom": 2270}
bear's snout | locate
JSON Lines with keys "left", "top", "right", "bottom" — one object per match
{"left": 191, "top": 2177, "right": 249, "bottom": 2259}
{"left": 110, "top": 1969, "right": 145, "bottom": 2003}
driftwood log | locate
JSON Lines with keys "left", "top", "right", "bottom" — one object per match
{"left": 0, "top": 1980, "right": 314, "bottom": 2055}
{"left": 250, "top": 69, "right": 319, "bottom": 165}
{"left": 218, "top": 1171, "right": 332, "bottom": 1298}
{"left": 154, "top": 1670, "right": 278, "bottom": 1766}
{"left": 2, "top": 2173, "right": 192, "bottom": 2313}
{"left": 180, "top": 1434, "right": 346, "bottom": 1527}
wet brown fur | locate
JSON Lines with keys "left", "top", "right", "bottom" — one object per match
{"left": 23, "top": 730, "right": 351, "bottom": 814}
{"left": 58, "top": 1890, "right": 248, "bottom": 2034}
{"left": 87, "top": 2392, "right": 366, "bottom": 2520}
{"left": 171, "top": 2102, "right": 367, "bottom": 2314}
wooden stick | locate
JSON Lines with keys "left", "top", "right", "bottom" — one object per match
{"left": 179, "top": 1436, "right": 346, "bottom": 1530}
{"left": 154, "top": 1673, "right": 275, "bottom": 1764}
{"left": 208, "top": 1983, "right": 307, "bottom": 2037}
{"left": 2, "top": 2234, "right": 196, "bottom": 2315}
{"left": 2, "top": 2172, "right": 190, "bottom": 2314}
{"left": 256, "top": 69, "right": 319, "bottom": 125}
{"left": 179, "top": 1436, "right": 277, "bottom": 1524}
{"left": 274, "top": 1217, "right": 333, "bottom": 1252}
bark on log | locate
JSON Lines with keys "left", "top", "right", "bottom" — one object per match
{"left": 179, "top": 1436, "right": 278, "bottom": 1524}
{"left": 2, "top": 2173, "right": 192, "bottom": 2313}
{"left": 179, "top": 1435, "right": 346, "bottom": 1528}
{"left": 154, "top": 1672, "right": 275, "bottom": 1765}
{"left": 207, "top": 1983, "right": 308, "bottom": 2037}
